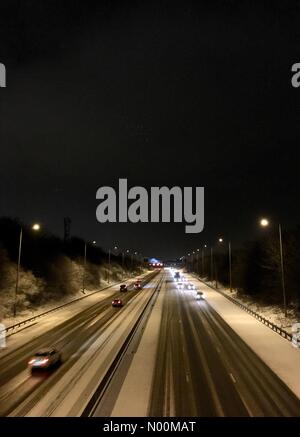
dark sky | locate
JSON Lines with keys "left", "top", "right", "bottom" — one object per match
{"left": 1, "top": 0, "right": 300, "bottom": 259}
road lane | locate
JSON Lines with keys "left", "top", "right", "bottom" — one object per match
{"left": 0, "top": 271, "right": 158, "bottom": 416}
{"left": 149, "top": 272, "right": 300, "bottom": 416}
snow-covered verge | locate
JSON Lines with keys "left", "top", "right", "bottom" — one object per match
{"left": 200, "top": 277, "right": 299, "bottom": 334}
{"left": 188, "top": 275, "right": 300, "bottom": 400}
{"left": 0, "top": 271, "right": 151, "bottom": 358}
{"left": 1, "top": 263, "right": 147, "bottom": 330}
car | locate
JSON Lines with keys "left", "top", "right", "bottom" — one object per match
{"left": 134, "top": 282, "right": 142, "bottom": 290}
{"left": 177, "top": 282, "right": 184, "bottom": 290}
{"left": 187, "top": 282, "right": 196, "bottom": 290}
{"left": 112, "top": 298, "right": 123, "bottom": 307}
{"left": 28, "top": 348, "right": 61, "bottom": 371}
{"left": 196, "top": 291, "right": 205, "bottom": 300}
{"left": 120, "top": 284, "right": 128, "bottom": 292}
{"left": 174, "top": 271, "right": 180, "bottom": 281}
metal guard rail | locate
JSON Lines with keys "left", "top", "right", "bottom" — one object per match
{"left": 4, "top": 270, "right": 158, "bottom": 335}
{"left": 195, "top": 276, "right": 292, "bottom": 342}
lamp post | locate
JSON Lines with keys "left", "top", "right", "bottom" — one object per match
{"left": 210, "top": 247, "right": 213, "bottom": 283}
{"left": 122, "top": 251, "right": 125, "bottom": 278}
{"left": 260, "top": 218, "right": 287, "bottom": 317}
{"left": 229, "top": 241, "right": 232, "bottom": 293}
{"left": 82, "top": 242, "right": 87, "bottom": 294}
{"left": 108, "top": 249, "right": 111, "bottom": 283}
{"left": 14, "top": 223, "right": 41, "bottom": 317}
{"left": 197, "top": 249, "right": 200, "bottom": 276}
{"left": 82, "top": 240, "right": 96, "bottom": 294}
{"left": 218, "top": 237, "right": 232, "bottom": 293}
{"left": 201, "top": 244, "right": 207, "bottom": 278}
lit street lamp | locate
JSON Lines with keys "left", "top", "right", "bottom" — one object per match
{"left": 260, "top": 218, "right": 269, "bottom": 227}
{"left": 210, "top": 247, "right": 214, "bottom": 284}
{"left": 14, "top": 223, "right": 41, "bottom": 317}
{"left": 107, "top": 245, "right": 118, "bottom": 284}
{"left": 201, "top": 245, "right": 207, "bottom": 277}
{"left": 218, "top": 237, "right": 232, "bottom": 293}
{"left": 260, "top": 218, "right": 287, "bottom": 317}
{"left": 82, "top": 240, "right": 96, "bottom": 294}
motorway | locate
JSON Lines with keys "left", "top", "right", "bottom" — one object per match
{"left": 149, "top": 272, "right": 300, "bottom": 417}
{"left": 0, "top": 271, "right": 159, "bottom": 416}
{"left": 0, "top": 269, "right": 300, "bottom": 417}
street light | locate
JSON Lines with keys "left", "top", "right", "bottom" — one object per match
{"left": 210, "top": 247, "right": 214, "bottom": 284}
{"left": 260, "top": 218, "right": 287, "bottom": 317}
{"left": 14, "top": 223, "right": 41, "bottom": 317}
{"left": 196, "top": 249, "right": 200, "bottom": 276}
{"left": 218, "top": 237, "right": 232, "bottom": 293}
{"left": 260, "top": 218, "right": 269, "bottom": 227}
{"left": 82, "top": 242, "right": 87, "bottom": 294}
{"left": 82, "top": 240, "right": 96, "bottom": 294}
{"left": 201, "top": 244, "right": 207, "bottom": 278}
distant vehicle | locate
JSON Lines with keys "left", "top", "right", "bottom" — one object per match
{"left": 120, "top": 284, "right": 128, "bottom": 292}
{"left": 134, "top": 281, "right": 142, "bottom": 290}
{"left": 196, "top": 291, "right": 205, "bottom": 300}
{"left": 177, "top": 282, "right": 184, "bottom": 290}
{"left": 187, "top": 283, "right": 196, "bottom": 290}
{"left": 174, "top": 271, "right": 180, "bottom": 281}
{"left": 112, "top": 298, "right": 123, "bottom": 307}
{"left": 28, "top": 348, "right": 61, "bottom": 371}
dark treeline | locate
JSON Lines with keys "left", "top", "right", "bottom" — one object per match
{"left": 186, "top": 226, "right": 300, "bottom": 311}
{"left": 0, "top": 217, "right": 144, "bottom": 314}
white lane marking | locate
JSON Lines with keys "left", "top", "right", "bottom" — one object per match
{"left": 229, "top": 373, "right": 236, "bottom": 383}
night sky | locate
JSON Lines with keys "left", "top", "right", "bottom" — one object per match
{"left": 1, "top": 0, "right": 300, "bottom": 259}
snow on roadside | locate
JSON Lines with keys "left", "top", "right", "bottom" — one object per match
{"left": 1, "top": 268, "right": 148, "bottom": 331}
{"left": 188, "top": 274, "right": 300, "bottom": 400}
{"left": 201, "top": 277, "right": 299, "bottom": 334}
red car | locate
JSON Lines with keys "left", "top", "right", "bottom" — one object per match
{"left": 120, "top": 284, "right": 128, "bottom": 292}
{"left": 112, "top": 298, "right": 123, "bottom": 308}
{"left": 134, "top": 281, "right": 142, "bottom": 290}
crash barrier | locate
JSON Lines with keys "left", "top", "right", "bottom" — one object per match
{"left": 5, "top": 270, "right": 158, "bottom": 336}
{"left": 194, "top": 275, "right": 292, "bottom": 342}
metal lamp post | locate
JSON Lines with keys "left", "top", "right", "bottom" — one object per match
{"left": 82, "top": 240, "right": 96, "bottom": 294}
{"left": 218, "top": 237, "right": 232, "bottom": 293}
{"left": 201, "top": 244, "right": 207, "bottom": 278}
{"left": 14, "top": 223, "right": 40, "bottom": 317}
{"left": 260, "top": 219, "right": 287, "bottom": 317}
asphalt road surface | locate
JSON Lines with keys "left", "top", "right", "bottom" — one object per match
{"left": 1, "top": 269, "right": 299, "bottom": 417}
{"left": 149, "top": 273, "right": 300, "bottom": 417}
{"left": 0, "top": 272, "right": 158, "bottom": 416}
